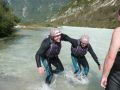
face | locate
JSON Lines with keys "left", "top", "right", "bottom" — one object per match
{"left": 80, "top": 38, "right": 88, "bottom": 47}
{"left": 80, "top": 42, "right": 88, "bottom": 47}
{"left": 53, "top": 34, "right": 61, "bottom": 42}
{"left": 117, "top": 14, "right": 120, "bottom": 21}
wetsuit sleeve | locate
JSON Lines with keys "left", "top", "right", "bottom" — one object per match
{"left": 61, "top": 33, "right": 77, "bottom": 45}
{"left": 88, "top": 44, "right": 100, "bottom": 66}
{"left": 35, "top": 39, "right": 49, "bottom": 67}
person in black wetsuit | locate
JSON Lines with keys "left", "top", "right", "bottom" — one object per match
{"left": 101, "top": 9, "right": 120, "bottom": 90}
{"left": 67, "top": 35, "right": 101, "bottom": 78}
{"left": 35, "top": 28, "right": 71, "bottom": 84}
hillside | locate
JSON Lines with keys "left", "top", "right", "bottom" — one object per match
{"left": 7, "top": 0, "right": 70, "bottom": 22}
{"left": 50, "top": 0, "right": 120, "bottom": 28}
{"left": 0, "top": 0, "right": 19, "bottom": 37}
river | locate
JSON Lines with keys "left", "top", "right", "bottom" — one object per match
{"left": 0, "top": 26, "right": 113, "bottom": 90}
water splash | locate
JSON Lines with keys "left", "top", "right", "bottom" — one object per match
{"left": 27, "top": 83, "right": 54, "bottom": 90}
{"left": 39, "top": 83, "right": 54, "bottom": 90}
{"left": 64, "top": 68, "right": 89, "bottom": 85}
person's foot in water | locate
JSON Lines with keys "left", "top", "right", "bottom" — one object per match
{"left": 45, "top": 75, "right": 55, "bottom": 85}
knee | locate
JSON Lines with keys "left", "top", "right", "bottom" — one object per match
{"left": 60, "top": 67, "right": 64, "bottom": 72}
{"left": 62, "top": 67, "right": 64, "bottom": 71}
{"left": 85, "top": 66, "right": 89, "bottom": 71}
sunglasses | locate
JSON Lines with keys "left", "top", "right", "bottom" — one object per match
{"left": 80, "top": 42, "right": 88, "bottom": 45}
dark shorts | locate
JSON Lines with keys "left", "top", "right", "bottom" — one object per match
{"left": 106, "top": 71, "right": 120, "bottom": 90}
{"left": 106, "top": 52, "right": 120, "bottom": 90}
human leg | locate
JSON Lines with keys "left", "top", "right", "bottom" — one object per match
{"left": 51, "top": 57, "right": 64, "bottom": 74}
{"left": 41, "top": 57, "right": 53, "bottom": 84}
{"left": 80, "top": 56, "right": 89, "bottom": 76}
{"left": 71, "top": 55, "right": 81, "bottom": 76}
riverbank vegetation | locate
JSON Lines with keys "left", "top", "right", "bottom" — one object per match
{"left": 0, "top": 0, "right": 19, "bottom": 37}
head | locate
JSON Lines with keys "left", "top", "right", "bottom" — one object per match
{"left": 50, "top": 28, "right": 61, "bottom": 42}
{"left": 117, "top": 8, "right": 120, "bottom": 21}
{"left": 80, "top": 35, "right": 89, "bottom": 47}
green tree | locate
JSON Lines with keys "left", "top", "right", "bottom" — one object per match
{"left": 0, "top": 0, "right": 19, "bottom": 37}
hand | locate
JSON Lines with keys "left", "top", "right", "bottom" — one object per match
{"left": 98, "top": 65, "right": 102, "bottom": 71}
{"left": 101, "top": 76, "right": 107, "bottom": 88}
{"left": 37, "top": 67, "right": 45, "bottom": 76}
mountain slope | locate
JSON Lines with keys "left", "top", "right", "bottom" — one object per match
{"left": 51, "top": 0, "right": 120, "bottom": 28}
{"left": 7, "top": 0, "right": 70, "bottom": 22}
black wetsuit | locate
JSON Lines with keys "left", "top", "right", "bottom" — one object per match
{"left": 106, "top": 52, "right": 120, "bottom": 90}
{"left": 35, "top": 33, "right": 71, "bottom": 84}
{"left": 64, "top": 37, "right": 100, "bottom": 75}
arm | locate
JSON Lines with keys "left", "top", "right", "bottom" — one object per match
{"left": 88, "top": 44, "right": 100, "bottom": 66}
{"left": 101, "top": 27, "right": 120, "bottom": 88}
{"left": 61, "top": 34, "right": 76, "bottom": 44}
{"left": 35, "top": 38, "right": 49, "bottom": 67}
{"left": 88, "top": 44, "right": 101, "bottom": 71}
{"left": 35, "top": 38, "right": 50, "bottom": 75}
